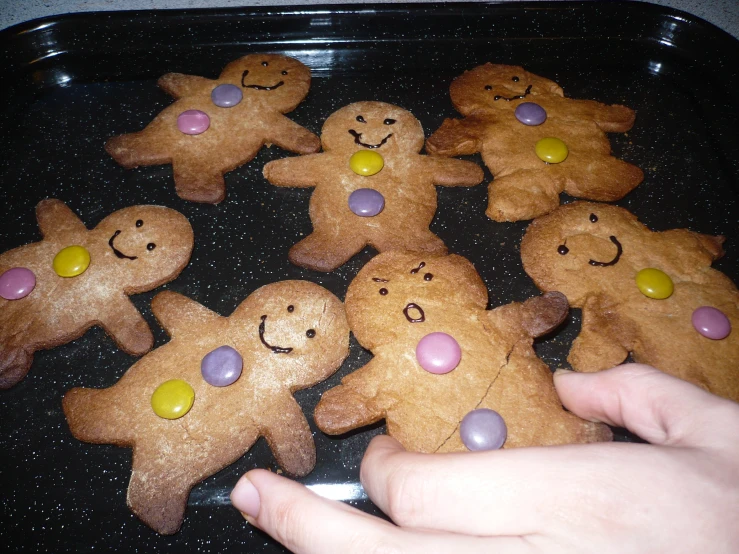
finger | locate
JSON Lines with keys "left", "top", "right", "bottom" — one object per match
{"left": 360, "top": 434, "right": 669, "bottom": 538}
{"left": 230, "top": 469, "right": 521, "bottom": 554}
{"left": 553, "top": 364, "right": 739, "bottom": 447}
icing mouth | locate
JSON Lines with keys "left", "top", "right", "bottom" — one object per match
{"left": 348, "top": 129, "right": 393, "bottom": 149}
{"left": 403, "top": 303, "right": 426, "bottom": 323}
{"left": 589, "top": 236, "right": 623, "bottom": 267}
{"left": 241, "top": 72, "right": 284, "bottom": 90}
{"left": 108, "top": 230, "right": 137, "bottom": 260}
{"left": 259, "top": 315, "right": 293, "bottom": 353}
{"left": 493, "top": 84, "right": 532, "bottom": 102}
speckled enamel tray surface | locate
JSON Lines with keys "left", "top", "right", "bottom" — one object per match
{"left": 1, "top": 2, "right": 737, "bottom": 551}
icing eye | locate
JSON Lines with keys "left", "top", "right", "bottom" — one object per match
{"left": 147, "top": 243, "right": 156, "bottom": 251}
{"left": 557, "top": 245, "right": 569, "bottom": 255}
{"left": 281, "top": 70, "right": 288, "bottom": 75}
{"left": 424, "top": 273, "right": 433, "bottom": 281}
{"left": 484, "top": 85, "right": 492, "bottom": 91}
{"left": 589, "top": 213, "right": 599, "bottom": 223}
{"left": 379, "top": 288, "right": 388, "bottom": 296}
{"left": 261, "top": 61, "right": 269, "bottom": 66}
{"left": 356, "top": 115, "right": 366, "bottom": 123}
{"left": 512, "top": 76, "right": 520, "bottom": 82}
{"left": 306, "top": 329, "right": 316, "bottom": 338}
{"left": 136, "top": 219, "right": 143, "bottom": 227}
{"left": 383, "top": 118, "right": 396, "bottom": 125}
{"left": 287, "top": 305, "right": 295, "bottom": 312}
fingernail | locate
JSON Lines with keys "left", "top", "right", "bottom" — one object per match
{"left": 553, "top": 368, "right": 574, "bottom": 377}
{"left": 230, "top": 474, "right": 261, "bottom": 519}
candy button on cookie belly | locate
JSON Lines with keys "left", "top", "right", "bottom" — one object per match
{"left": 0, "top": 267, "right": 36, "bottom": 300}
{"left": 515, "top": 102, "right": 547, "bottom": 126}
{"left": 348, "top": 188, "right": 385, "bottom": 217}
{"left": 692, "top": 306, "right": 731, "bottom": 340}
{"left": 201, "top": 345, "right": 243, "bottom": 386}
{"left": 53, "top": 245, "right": 90, "bottom": 277}
{"left": 349, "top": 150, "right": 384, "bottom": 176}
{"left": 416, "top": 332, "right": 461, "bottom": 374}
{"left": 635, "top": 268, "right": 674, "bottom": 299}
{"left": 151, "top": 379, "right": 195, "bottom": 419}
{"left": 535, "top": 137, "right": 568, "bottom": 164}
{"left": 211, "top": 84, "right": 243, "bottom": 108}
{"left": 177, "top": 110, "right": 210, "bottom": 135}
{"left": 460, "top": 408, "right": 507, "bottom": 451}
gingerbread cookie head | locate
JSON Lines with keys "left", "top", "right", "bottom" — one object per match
{"left": 320, "top": 101, "right": 426, "bottom": 155}
{"left": 93, "top": 205, "right": 194, "bottom": 292}
{"left": 346, "top": 251, "right": 488, "bottom": 350}
{"left": 233, "top": 280, "right": 351, "bottom": 383}
{"left": 520, "top": 202, "right": 725, "bottom": 306}
{"left": 218, "top": 53, "right": 312, "bottom": 113}
{"left": 449, "top": 63, "right": 564, "bottom": 116}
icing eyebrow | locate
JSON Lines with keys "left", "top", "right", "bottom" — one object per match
{"left": 372, "top": 277, "right": 389, "bottom": 282}
{"left": 410, "top": 262, "right": 426, "bottom": 274}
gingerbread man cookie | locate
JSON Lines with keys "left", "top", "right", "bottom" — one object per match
{"left": 426, "top": 64, "right": 644, "bottom": 222}
{"left": 263, "top": 101, "right": 484, "bottom": 272}
{"left": 63, "top": 281, "right": 349, "bottom": 534}
{"left": 520, "top": 201, "right": 739, "bottom": 401}
{"left": 314, "top": 251, "right": 611, "bottom": 453}
{"left": 0, "top": 199, "right": 193, "bottom": 389}
{"left": 106, "top": 54, "right": 320, "bottom": 203}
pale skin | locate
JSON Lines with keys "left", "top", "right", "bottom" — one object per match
{"left": 231, "top": 364, "right": 739, "bottom": 553}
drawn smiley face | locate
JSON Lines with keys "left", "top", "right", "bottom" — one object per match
{"left": 320, "top": 101, "right": 426, "bottom": 154}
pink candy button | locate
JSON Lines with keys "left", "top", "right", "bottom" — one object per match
{"left": 416, "top": 332, "right": 462, "bottom": 374}
{"left": 177, "top": 110, "right": 210, "bottom": 135}
{"left": 692, "top": 306, "right": 731, "bottom": 340}
{"left": 0, "top": 267, "right": 36, "bottom": 300}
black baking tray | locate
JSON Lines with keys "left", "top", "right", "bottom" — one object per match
{"left": 1, "top": 1, "right": 737, "bottom": 552}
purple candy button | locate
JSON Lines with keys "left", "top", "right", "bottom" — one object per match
{"left": 416, "top": 332, "right": 461, "bottom": 374}
{"left": 692, "top": 306, "right": 731, "bottom": 340}
{"left": 0, "top": 267, "right": 36, "bottom": 300}
{"left": 348, "top": 188, "right": 385, "bottom": 217}
{"left": 515, "top": 102, "right": 547, "bottom": 126}
{"left": 211, "top": 84, "right": 243, "bottom": 108}
{"left": 460, "top": 409, "right": 507, "bottom": 451}
{"left": 177, "top": 109, "right": 210, "bottom": 135}
{"left": 201, "top": 345, "right": 243, "bottom": 386}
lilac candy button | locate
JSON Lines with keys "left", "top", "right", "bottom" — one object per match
{"left": 348, "top": 188, "right": 385, "bottom": 217}
{"left": 201, "top": 345, "right": 243, "bottom": 386}
{"left": 460, "top": 409, "right": 507, "bottom": 451}
{"left": 515, "top": 102, "right": 547, "bottom": 126}
{"left": 692, "top": 306, "right": 731, "bottom": 340}
{"left": 416, "top": 332, "right": 461, "bottom": 374}
{"left": 0, "top": 267, "right": 36, "bottom": 300}
{"left": 211, "top": 84, "right": 243, "bottom": 108}
{"left": 177, "top": 109, "right": 210, "bottom": 135}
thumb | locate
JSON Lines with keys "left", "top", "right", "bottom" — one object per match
{"left": 553, "top": 363, "right": 737, "bottom": 447}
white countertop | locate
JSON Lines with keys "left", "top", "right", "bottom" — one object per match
{"left": 0, "top": 0, "right": 737, "bottom": 39}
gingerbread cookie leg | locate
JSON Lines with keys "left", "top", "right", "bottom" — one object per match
{"left": 0, "top": 346, "right": 33, "bottom": 390}
{"left": 561, "top": 155, "right": 643, "bottom": 201}
{"left": 289, "top": 230, "right": 367, "bottom": 272}
{"left": 371, "top": 227, "right": 447, "bottom": 256}
{"left": 171, "top": 157, "right": 227, "bottom": 204}
{"left": 262, "top": 396, "right": 317, "bottom": 476}
{"left": 487, "top": 169, "right": 561, "bottom": 222}
{"left": 568, "top": 295, "right": 633, "bottom": 372}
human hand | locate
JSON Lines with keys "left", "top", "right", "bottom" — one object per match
{"left": 230, "top": 364, "right": 739, "bottom": 553}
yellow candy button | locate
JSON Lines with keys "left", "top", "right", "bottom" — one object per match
{"left": 535, "top": 137, "right": 569, "bottom": 164}
{"left": 53, "top": 245, "right": 91, "bottom": 277}
{"left": 151, "top": 379, "right": 195, "bottom": 419}
{"left": 636, "top": 268, "right": 674, "bottom": 299}
{"left": 349, "top": 150, "right": 384, "bottom": 176}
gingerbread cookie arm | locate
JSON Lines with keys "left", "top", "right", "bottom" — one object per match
{"left": 568, "top": 295, "right": 633, "bottom": 372}
{"left": 262, "top": 395, "right": 316, "bottom": 476}
{"left": 151, "top": 290, "right": 221, "bottom": 337}
{"left": 423, "top": 155, "right": 484, "bottom": 187}
{"left": 98, "top": 294, "right": 154, "bottom": 356}
{"left": 314, "top": 358, "right": 388, "bottom": 435}
{"left": 36, "top": 199, "right": 87, "bottom": 238}
{"left": 264, "top": 115, "right": 321, "bottom": 155}
{"left": 157, "top": 73, "right": 214, "bottom": 99}
{"left": 487, "top": 291, "right": 569, "bottom": 340}
{"left": 425, "top": 116, "right": 487, "bottom": 157}
{"left": 263, "top": 154, "right": 324, "bottom": 188}
{"left": 562, "top": 98, "right": 636, "bottom": 133}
